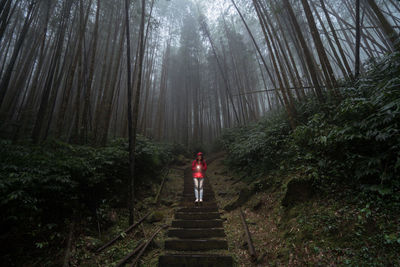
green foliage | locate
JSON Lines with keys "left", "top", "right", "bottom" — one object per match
{"left": 221, "top": 52, "right": 400, "bottom": 194}
{"left": 0, "top": 135, "right": 174, "bottom": 263}
{"left": 220, "top": 52, "right": 400, "bottom": 265}
{"left": 221, "top": 111, "right": 292, "bottom": 177}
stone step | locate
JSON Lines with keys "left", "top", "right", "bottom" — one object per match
{"left": 183, "top": 184, "right": 213, "bottom": 186}
{"left": 171, "top": 219, "right": 223, "bottom": 228}
{"left": 179, "top": 202, "right": 218, "bottom": 208}
{"left": 182, "top": 194, "right": 215, "bottom": 199}
{"left": 183, "top": 182, "right": 212, "bottom": 185}
{"left": 165, "top": 239, "right": 228, "bottom": 251}
{"left": 181, "top": 193, "right": 215, "bottom": 197}
{"left": 158, "top": 254, "right": 233, "bottom": 267}
{"left": 180, "top": 191, "right": 213, "bottom": 195}
{"left": 158, "top": 168, "right": 233, "bottom": 265}
{"left": 177, "top": 207, "right": 219, "bottom": 213}
{"left": 182, "top": 194, "right": 215, "bottom": 198}
{"left": 183, "top": 188, "right": 214, "bottom": 191}
{"left": 181, "top": 197, "right": 216, "bottom": 202}
{"left": 168, "top": 228, "right": 226, "bottom": 238}
{"left": 179, "top": 204, "right": 218, "bottom": 210}
{"left": 175, "top": 212, "right": 220, "bottom": 220}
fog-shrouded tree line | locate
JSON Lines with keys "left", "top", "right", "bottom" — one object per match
{"left": 0, "top": 0, "right": 399, "bottom": 148}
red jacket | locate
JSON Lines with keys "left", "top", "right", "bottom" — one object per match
{"left": 192, "top": 160, "right": 207, "bottom": 178}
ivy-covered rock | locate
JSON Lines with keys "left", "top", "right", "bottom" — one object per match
{"left": 281, "top": 178, "right": 314, "bottom": 207}
{"left": 146, "top": 211, "right": 164, "bottom": 223}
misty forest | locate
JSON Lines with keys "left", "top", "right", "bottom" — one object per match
{"left": 0, "top": 0, "right": 399, "bottom": 266}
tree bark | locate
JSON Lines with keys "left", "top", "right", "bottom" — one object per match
{"left": 282, "top": 0, "right": 324, "bottom": 102}
{"left": 300, "top": 0, "right": 339, "bottom": 97}
{"left": 31, "top": 0, "right": 73, "bottom": 143}
{"left": 0, "top": 0, "right": 36, "bottom": 109}
{"left": 355, "top": 0, "right": 361, "bottom": 78}
{"left": 367, "top": 0, "right": 400, "bottom": 51}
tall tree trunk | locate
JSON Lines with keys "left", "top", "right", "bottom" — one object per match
{"left": 0, "top": 0, "right": 36, "bottom": 109}
{"left": 127, "top": 0, "right": 146, "bottom": 225}
{"left": 56, "top": 0, "right": 91, "bottom": 139}
{"left": 100, "top": 20, "right": 125, "bottom": 146}
{"left": 155, "top": 42, "right": 170, "bottom": 140}
{"left": 367, "top": 0, "right": 400, "bottom": 51}
{"left": 282, "top": 0, "right": 324, "bottom": 102}
{"left": 0, "top": 0, "right": 15, "bottom": 43}
{"left": 309, "top": 1, "right": 350, "bottom": 79}
{"left": 355, "top": 0, "right": 361, "bottom": 78}
{"left": 257, "top": 1, "right": 300, "bottom": 101}
{"left": 81, "top": 0, "right": 100, "bottom": 143}
{"left": 125, "top": 0, "right": 135, "bottom": 224}
{"left": 319, "top": 0, "right": 353, "bottom": 79}
{"left": 199, "top": 15, "right": 240, "bottom": 125}
{"left": 31, "top": 0, "right": 73, "bottom": 143}
{"left": 251, "top": 0, "right": 296, "bottom": 128}
{"left": 300, "top": 0, "right": 339, "bottom": 97}
{"left": 13, "top": 0, "right": 52, "bottom": 142}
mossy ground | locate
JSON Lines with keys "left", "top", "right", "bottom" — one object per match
{"left": 68, "top": 154, "right": 399, "bottom": 266}
{"left": 210, "top": 156, "right": 400, "bottom": 266}
{"left": 70, "top": 166, "right": 185, "bottom": 266}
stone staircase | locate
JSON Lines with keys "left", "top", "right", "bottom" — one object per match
{"left": 158, "top": 167, "right": 233, "bottom": 266}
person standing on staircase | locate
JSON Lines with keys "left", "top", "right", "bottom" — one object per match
{"left": 191, "top": 152, "right": 207, "bottom": 205}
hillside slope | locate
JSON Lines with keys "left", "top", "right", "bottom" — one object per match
{"left": 214, "top": 53, "right": 400, "bottom": 266}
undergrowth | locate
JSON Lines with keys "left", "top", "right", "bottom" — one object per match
{"left": 220, "top": 52, "right": 400, "bottom": 265}
{"left": 0, "top": 135, "right": 182, "bottom": 265}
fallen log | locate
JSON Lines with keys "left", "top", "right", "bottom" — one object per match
{"left": 239, "top": 208, "right": 256, "bottom": 261}
{"left": 115, "top": 240, "right": 145, "bottom": 267}
{"left": 96, "top": 211, "right": 151, "bottom": 253}
{"left": 170, "top": 166, "right": 185, "bottom": 171}
{"left": 154, "top": 168, "right": 170, "bottom": 204}
{"left": 62, "top": 220, "right": 75, "bottom": 267}
{"left": 231, "top": 175, "right": 246, "bottom": 185}
{"left": 130, "top": 224, "right": 168, "bottom": 267}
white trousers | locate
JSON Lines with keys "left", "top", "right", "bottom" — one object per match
{"left": 193, "top": 178, "right": 204, "bottom": 200}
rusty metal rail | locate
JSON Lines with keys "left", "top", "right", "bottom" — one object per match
{"left": 96, "top": 211, "right": 151, "bottom": 253}
{"left": 239, "top": 208, "right": 257, "bottom": 261}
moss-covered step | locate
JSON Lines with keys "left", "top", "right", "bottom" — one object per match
{"left": 164, "top": 239, "right": 228, "bottom": 250}
{"left": 180, "top": 204, "right": 218, "bottom": 209}
{"left": 167, "top": 228, "right": 226, "bottom": 239}
{"left": 182, "top": 192, "right": 215, "bottom": 196}
{"left": 158, "top": 254, "right": 233, "bottom": 267}
{"left": 176, "top": 207, "right": 219, "bottom": 213}
{"left": 171, "top": 219, "right": 223, "bottom": 228}
{"left": 175, "top": 212, "right": 220, "bottom": 220}
{"left": 181, "top": 196, "right": 216, "bottom": 202}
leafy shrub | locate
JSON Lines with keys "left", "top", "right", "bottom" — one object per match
{"left": 221, "top": 111, "right": 292, "bottom": 177}
{"left": 220, "top": 52, "right": 400, "bottom": 195}
{"left": 0, "top": 135, "right": 174, "bottom": 262}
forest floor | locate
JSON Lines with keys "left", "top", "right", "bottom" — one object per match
{"left": 211, "top": 156, "right": 400, "bottom": 266}
{"left": 210, "top": 156, "right": 284, "bottom": 266}
{"left": 70, "top": 153, "right": 399, "bottom": 266}
{"left": 70, "top": 164, "right": 188, "bottom": 266}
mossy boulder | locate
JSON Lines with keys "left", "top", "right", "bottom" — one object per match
{"left": 146, "top": 211, "right": 164, "bottom": 223}
{"left": 83, "top": 236, "right": 102, "bottom": 251}
{"left": 143, "top": 196, "right": 155, "bottom": 204}
{"left": 223, "top": 179, "right": 270, "bottom": 211}
{"left": 223, "top": 187, "right": 252, "bottom": 211}
{"left": 161, "top": 199, "right": 173, "bottom": 206}
{"left": 251, "top": 199, "right": 262, "bottom": 211}
{"left": 171, "top": 202, "right": 180, "bottom": 208}
{"left": 281, "top": 178, "right": 314, "bottom": 207}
